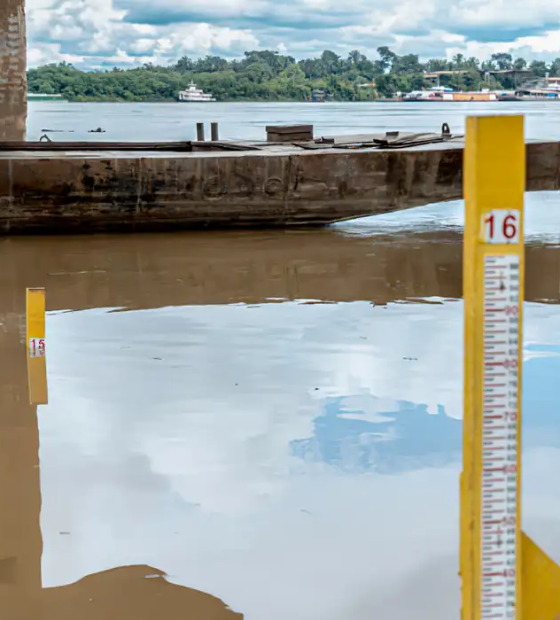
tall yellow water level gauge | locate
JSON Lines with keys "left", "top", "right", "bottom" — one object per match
{"left": 462, "top": 115, "right": 560, "bottom": 620}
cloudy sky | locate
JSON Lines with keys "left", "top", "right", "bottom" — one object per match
{"left": 26, "top": 0, "right": 560, "bottom": 69}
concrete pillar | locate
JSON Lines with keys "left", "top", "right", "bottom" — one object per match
{"left": 0, "top": 0, "right": 27, "bottom": 141}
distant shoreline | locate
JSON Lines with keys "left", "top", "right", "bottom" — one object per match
{"left": 27, "top": 98, "right": 390, "bottom": 103}
{"left": 27, "top": 47, "right": 549, "bottom": 104}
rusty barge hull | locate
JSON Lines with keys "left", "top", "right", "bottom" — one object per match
{"left": 0, "top": 139, "right": 558, "bottom": 234}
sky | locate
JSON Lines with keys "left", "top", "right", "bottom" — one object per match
{"left": 25, "top": 0, "right": 560, "bottom": 71}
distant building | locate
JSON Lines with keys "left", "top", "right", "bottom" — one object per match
{"left": 424, "top": 69, "right": 533, "bottom": 88}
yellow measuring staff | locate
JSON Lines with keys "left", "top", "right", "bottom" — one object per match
{"left": 462, "top": 115, "right": 560, "bottom": 620}
{"left": 25, "top": 288, "right": 48, "bottom": 405}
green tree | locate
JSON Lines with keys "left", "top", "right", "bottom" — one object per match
{"left": 376, "top": 46, "right": 397, "bottom": 72}
{"left": 529, "top": 60, "right": 548, "bottom": 77}
{"left": 491, "top": 53, "right": 513, "bottom": 70}
{"left": 26, "top": 49, "right": 540, "bottom": 103}
{"left": 549, "top": 58, "right": 560, "bottom": 76}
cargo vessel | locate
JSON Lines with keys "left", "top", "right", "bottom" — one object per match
{"left": 402, "top": 86, "right": 497, "bottom": 102}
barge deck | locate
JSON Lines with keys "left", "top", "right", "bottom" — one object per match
{"left": 0, "top": 130, "right": 558, "bottom": 234}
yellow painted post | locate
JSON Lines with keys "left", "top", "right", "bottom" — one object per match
{"left": 463, "top": 113, "right": 525, "bottom": 620}
{"left": 462, "top": 115, "right": 560, "bottom": 620}
{"left": 25, "top": 288, "right": 48, "bottom": 405}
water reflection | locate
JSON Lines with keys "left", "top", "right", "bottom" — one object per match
{"left": 0, "top": 319, "right": 242, "bottom": 619}
{"left": 290, "top": 395, "right": 463, "bottom": 474}
{"left": 1, "top": 204, "right": 560, "bottom": 619}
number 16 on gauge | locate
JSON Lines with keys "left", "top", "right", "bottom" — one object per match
{"left": 482, "top": 210, "right": 520, "bottom": 244}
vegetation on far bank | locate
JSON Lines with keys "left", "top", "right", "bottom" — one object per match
{"left": 27, "top": 48, "right": 560, "bottom": 103}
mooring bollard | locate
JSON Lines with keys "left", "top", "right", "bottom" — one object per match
{"left": 211, "top": 122, "right": 219, "bottom": 142}
{"left": 196, "top": 122, "right": 205, "bottom": 141}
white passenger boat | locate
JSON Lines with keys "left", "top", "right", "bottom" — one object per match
{"left": 178, "top": 81, "right": 216, "bottom": 102}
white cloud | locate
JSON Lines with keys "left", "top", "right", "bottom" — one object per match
{"left": 26, "top": 0, "right": 261, "bottom": 68}
{"left": 22, "top": 0, "right": 560, "bottom": 68}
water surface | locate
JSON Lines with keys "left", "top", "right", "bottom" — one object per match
{"left": 27, "top": 99, "right": 560, "bottom": 142}
{"left": 2, "top": 195, "right": 560, "bottom": 619}
{"left": 2, "top": 103, "right": 560, "bottom": 619}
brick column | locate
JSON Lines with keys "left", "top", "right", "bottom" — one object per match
{"left": 0, "top": 0, "right": 27, "bottom": 141}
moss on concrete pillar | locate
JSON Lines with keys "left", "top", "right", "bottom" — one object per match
{"left": 0, "top": 0, "right": 27, "bottom": 141}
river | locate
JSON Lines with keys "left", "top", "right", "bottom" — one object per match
{"left": 1, "top": 102, "right": 560, "bottom": 619}
{"left": 26, "top": 99, "right": 560, "bottom": 141}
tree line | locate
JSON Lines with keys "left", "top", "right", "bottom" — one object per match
{"left": 26, "top": 48, "right": 560, "bottom": 103}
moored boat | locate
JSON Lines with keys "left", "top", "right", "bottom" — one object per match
{"left": 401, "top": 86, "right": 498, "bottom": 102}
{"left": 178, "top": 81, "right": 216, "bottom": 102}
{"left": 28, "top": 93, "right": 68, "bottom": 102}
{"left": 498, "top": 87, "right": 560, "bottom": 101}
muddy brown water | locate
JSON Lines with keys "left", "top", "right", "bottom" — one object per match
{"left": 2, "top": 198, "right": 560, "bottom": 620}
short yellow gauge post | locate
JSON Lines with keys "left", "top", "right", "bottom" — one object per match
{"left": 25, "top": 288, "right": 48, "bottom": 405}
{"left": 461, "top": 114, "right": 560, "bottom": 620}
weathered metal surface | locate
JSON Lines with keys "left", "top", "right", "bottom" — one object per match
{"left": 0, "top": 140, "right": 558, "bottom": 234}
{"left": 0, "top": 0, "right": 26, "bottom": 141}
{"left": 266, "top": 124, "right": 314, "bottom": 143}
{"left": 0, "top": 141, "right": 194, "bottom": 151}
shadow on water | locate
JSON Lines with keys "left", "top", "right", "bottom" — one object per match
{"left": 0, "top": 325, "right": 243, "bottom": 619}
{"left": 1, "top": 208, "right": 560, "bottom": 619}
{"left": 1, "top": 225, "right": 560, "bottom": 309}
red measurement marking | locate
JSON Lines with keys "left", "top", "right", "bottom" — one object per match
{"left": 483, "top": 572, "right": 506, "bottom": 578}
{"left": 485, "top": 562, "right": 506, "bottom": 568}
